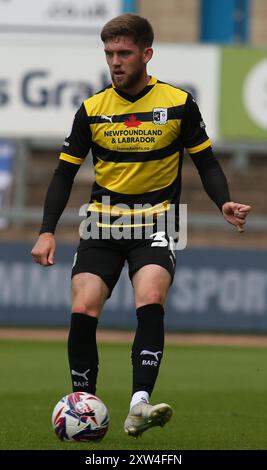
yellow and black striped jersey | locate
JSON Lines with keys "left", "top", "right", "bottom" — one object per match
{"left": 60, "top": 76, "right": 211, "bottom": 215}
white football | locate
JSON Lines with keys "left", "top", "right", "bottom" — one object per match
{"left": 52, "top": 392, "right": 109, "bottom": 442}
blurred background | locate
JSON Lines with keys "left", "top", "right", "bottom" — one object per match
{"left": 0, "top": 0, "right": 266, "bottom": 333}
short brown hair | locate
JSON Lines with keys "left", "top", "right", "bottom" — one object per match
{"left": 101, "top": 13, "right": 154, "bottom": 48}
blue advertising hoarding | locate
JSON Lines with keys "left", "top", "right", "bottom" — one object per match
{"left": 0, "top": 242, "right": 267, "bottom": 332}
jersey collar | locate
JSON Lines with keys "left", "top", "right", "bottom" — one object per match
{"left": 113, "top": 76, "right": 157, "bottom": 103}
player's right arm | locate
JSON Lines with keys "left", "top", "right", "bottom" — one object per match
{"left": 31, "top": 232, "right": 56, "bottom": 266}
{"left": 31, "top": 160, "right": 79, "bottom": 266}
{"left": 31, "top": 103, "right": 92, "bottom": 266}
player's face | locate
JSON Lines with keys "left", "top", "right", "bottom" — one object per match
{"left": 104, "top": 36, "right": 153, "bottom": 95}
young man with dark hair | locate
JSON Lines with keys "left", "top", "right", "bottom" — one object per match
{"left": 31, "top": 13, "right": 251, "bottom": 438}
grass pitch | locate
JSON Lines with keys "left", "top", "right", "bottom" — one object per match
{"left": 0, "top": 339, "right": 266, "bottom": 450}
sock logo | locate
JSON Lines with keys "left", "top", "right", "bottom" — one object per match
{"left": 140, "top": 350, "right": 162, "bottom": 362}
{"left": 71, "top": 368, "right": 90, "bottom": 387}
{"left": 140, "top": 350, "right": 162, "bottom": 366}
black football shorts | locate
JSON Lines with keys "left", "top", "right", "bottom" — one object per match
{"left": 71, "top": 219, "right": 176, "bottom": 295}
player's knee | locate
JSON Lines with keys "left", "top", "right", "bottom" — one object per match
{"left": 137, "top": 291, "right": 165, "bottom": 307}
{"left": 71, "top": 302, "right": 101, "bottom": 318}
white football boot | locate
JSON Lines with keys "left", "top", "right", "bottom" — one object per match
{"left": 124, "top": 401, "right": 172, "bottom": 438}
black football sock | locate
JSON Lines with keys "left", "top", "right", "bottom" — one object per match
{"left": 131, "top": 304, "right": 165, "bottom": 396}
{"left": 68, "top": 312, "right": 98, "bottom": 394}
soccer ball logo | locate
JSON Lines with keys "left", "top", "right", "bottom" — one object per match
{"left": 52, "top": 392, "right": 109, "bottom": 442}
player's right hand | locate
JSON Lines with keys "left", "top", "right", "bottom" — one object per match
{"left": 31, "top": 232, "right": 56, "bottom": 266}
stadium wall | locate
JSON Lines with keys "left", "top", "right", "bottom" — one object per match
{"left": 1, "top": 242, "right": 267, "bottom": 333}
{"left": 139, "top": 0, "right": 199, "bottom": 43}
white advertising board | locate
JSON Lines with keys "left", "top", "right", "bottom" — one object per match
{"left": 151, "top": 44, "right": 220, "bottom": 141}
{"left": 0, "top": 0, "right": 122, "bottom": 33}
{"left": 0, "top": 43, "right": 219, "bottom": 140}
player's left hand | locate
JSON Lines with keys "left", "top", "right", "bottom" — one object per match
{"left": 222, "top": 202, "right": 251, "bottom": 233}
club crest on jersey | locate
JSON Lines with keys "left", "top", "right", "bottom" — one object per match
{"left": 153, "top": 108, "right": 168, "bottom": 125}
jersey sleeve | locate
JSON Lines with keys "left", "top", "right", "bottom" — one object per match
{"left": 39, "top": 103, "right": 91, "bottom": 234}
{"left": 59, "top": 103, "right": 92, "bottom": 166}
{"left": 181, "top": 94, "right": 212, "bottom": 154}
{"left": 190, "top": 147, "right": 231, "bottom": 210}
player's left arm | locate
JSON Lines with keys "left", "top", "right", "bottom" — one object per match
{"left": 181, "top": 94, "right": 251, "bottom": 232}
{"left": 221, "top": 201, "right": 251, "bottom": 233}
{"left": 191, "top": 147, "right": 251, "bottom": 232}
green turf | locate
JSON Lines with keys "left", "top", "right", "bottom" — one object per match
{"left": 0, "top": 339, "right": 267, "bottom": 450}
